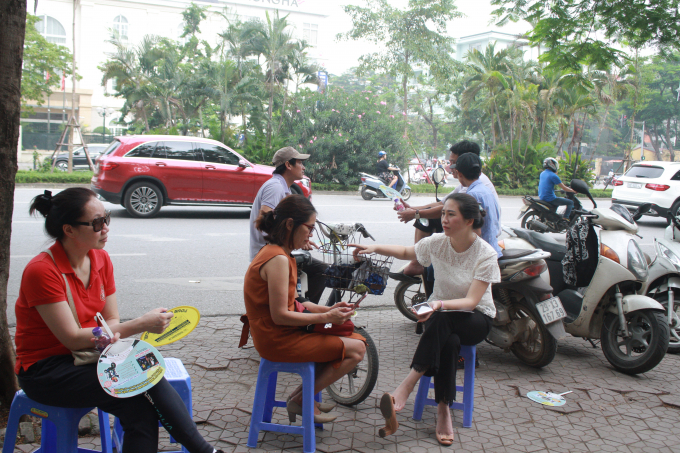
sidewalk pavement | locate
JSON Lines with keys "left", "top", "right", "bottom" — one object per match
{"left": 6, "top": 307, "right": 680, "bottom": 452}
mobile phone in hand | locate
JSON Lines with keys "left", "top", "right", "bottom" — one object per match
{"left": 412, "top": 302, "right": 434, "bottom": 315}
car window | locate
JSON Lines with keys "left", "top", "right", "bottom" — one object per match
{"left": 197, "top": 143, "right": 240, "bottom": 165}
{"left": 125, "top": 142, "right": 157, "bottom": 158}
{"left": 102, "top": 140, "right": 122, "bottom": 157}
{"left": 671, "top": 170, "right": 680, "bottom": 181}
{"left": 625, "top": 165, "right": 665, "bottom": 179}
{"left": 158, "top": 141, "right": 198, "bottom": 161}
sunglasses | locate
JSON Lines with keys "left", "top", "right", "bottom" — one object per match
{"left": 302, "top": 222, "right": 316, "bottom": 234}
{"left": 74, "top": 211, "right": 111, "bottom": 232}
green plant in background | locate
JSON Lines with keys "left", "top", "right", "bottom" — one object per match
{"left": 277, "top": 88, "right": 407, "bottom": 185}
{"left": 559, "top": 151, "right": 596, "bottom": 186}
{"left": 485, "top": 141, "right": 552, "bottom": 189}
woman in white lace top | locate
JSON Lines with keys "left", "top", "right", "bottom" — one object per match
{"left": 351, "top": 193, "right": 500, "bottom": 446}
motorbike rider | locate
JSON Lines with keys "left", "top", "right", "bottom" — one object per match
{"left": 377, "top": 151, "right": 399, "bottom": 189}
{"left": 538, "top": 157, "right": 576, "bottom": 220}
{"left": 249, "top": 147, "right": 326, "bottom": 304}
{"left": 397, "top": 141, "right": 499, "bottom": 276}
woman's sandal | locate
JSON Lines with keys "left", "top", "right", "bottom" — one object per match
{"left": 435, "top": 432, "right": 454, "bottom": 446}
{"left": 378, "top": 393, "right": 399, "bottom": 438}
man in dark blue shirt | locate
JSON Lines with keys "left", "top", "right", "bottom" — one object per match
{"left": 538, "top": 157, "right": 576, "bottom": 218}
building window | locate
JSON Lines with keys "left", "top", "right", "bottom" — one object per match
{"left": 302, "top": 23, "right": 318, "bottom": 46}
{"left": 35, "top": 15, "right": 66, "bottom": 45}
{"left": 113, "top": 15, "right": 128, "bottom": 40}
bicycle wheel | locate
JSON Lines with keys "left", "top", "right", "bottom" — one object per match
{"left": 326, "top": 327, "right": 379, "bottom": 406}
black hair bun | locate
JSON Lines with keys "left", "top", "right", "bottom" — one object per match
{"left": 32, "top": 190, "right": 53, "bottom": 217}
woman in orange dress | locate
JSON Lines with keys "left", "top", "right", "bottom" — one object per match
{"left": 244, "top": 195, "right": 366, "bottom": 423}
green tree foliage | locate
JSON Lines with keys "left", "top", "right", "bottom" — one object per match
{"left": 485, "top": 141, "right": 553, "bottom": 189}
{"left": 339, "top": 0, "right": 460, "bottom": 133}
{"left": 22, "top": 14, "right": 73, "bottom": 109}
{"left": 278, "top": 89, "right": 407, "bottom": 185}
{"left": 491, "top": 0, "right": 680, "bottom": 71}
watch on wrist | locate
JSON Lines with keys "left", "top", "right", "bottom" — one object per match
{"left": 415, "top": 210, "right": 420, "bottom": 220}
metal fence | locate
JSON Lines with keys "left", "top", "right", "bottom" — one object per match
{"left": 22, "top": 133, "right": 115, "bottom": 151}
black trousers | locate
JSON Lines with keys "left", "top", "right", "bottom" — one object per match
{"left": 411, "top": 310, "right": 492, "bottom": 404}
{"left": 298, "top": 256, "right": 328, "bottom": 304}
{"left": 18, "top": 355, "right": 214, "bottom": 453}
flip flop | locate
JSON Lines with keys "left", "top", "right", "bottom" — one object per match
{"left": 378, "top": 392, "right": 399, "bottom": 438}
{"left": 436, "top": 432, "right": 454, "bottom": 446}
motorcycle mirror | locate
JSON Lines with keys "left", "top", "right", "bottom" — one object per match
{"left": 570, "top": 179, "right": 597, "bottom": 209}
{"left": 432, "top": 167, "right": 446, "bottom": 185}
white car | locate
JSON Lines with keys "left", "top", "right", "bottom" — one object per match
{"left": 612, "top": 161, "right": 680, "bottom": 223}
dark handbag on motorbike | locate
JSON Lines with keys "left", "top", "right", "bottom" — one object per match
{"left": 44, "top": 250, "right": 101, "bottom": 366}
{"left": 294, "top": 300, "right": 355, "bottom": 336}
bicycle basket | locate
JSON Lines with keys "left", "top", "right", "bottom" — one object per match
{"left": 321, "top": 252, "right": 394, "bottom": 295}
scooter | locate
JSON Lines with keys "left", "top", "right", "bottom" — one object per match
{"left": 518, "top": 191, "right": 583, "bottom": 233}
{"left": 639, "top": 211, "right": 680, "bottom": 353}
{"left": 359, "top": 167, "right": 412, "bottom": 201}
{"left": 502, "top": 180, "right": 670, "bottom": 375}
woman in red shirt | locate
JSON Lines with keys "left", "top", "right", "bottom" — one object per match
{"left": 15, "top": 188, "right": 223, "bottom": 453}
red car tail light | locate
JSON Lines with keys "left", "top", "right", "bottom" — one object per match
{"left": 613, "top": 179, "right": 623, "bottom": 186}
{"left": 361, "top": 177, "right": 366, "bottom": 183}
{"left": 645, "top": 183, "right": 670, "bottom": 191}
{"left": 99, "top": 162, "right": 119, "bottom": 171}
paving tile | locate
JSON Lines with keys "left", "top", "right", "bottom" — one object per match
{"left": 7, "top": 309, "right": 680, "bottom": 452}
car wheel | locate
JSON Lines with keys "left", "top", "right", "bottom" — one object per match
{"left": 290, "top": 183, "right": 303, "bottom": 195}
{"left": 55, "top": 160, "right": 68, "bottom": 172}
{"left": 124, "top": 182, "right": 163, "bottom": 218}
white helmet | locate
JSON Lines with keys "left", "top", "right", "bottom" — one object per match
{"left": 543, "top": 157, "right": 558, "bottom": 172}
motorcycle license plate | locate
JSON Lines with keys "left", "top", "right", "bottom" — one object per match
{"left": 517, "top": 206, "right": 528, "bottom": 219}
{"left": 536, "top": 297, "right": 567, "bottom": 324}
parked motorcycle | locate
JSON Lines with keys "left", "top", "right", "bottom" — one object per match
{"left": 359, "top": 167, "right": 412, "bottom": 201}
{"left": 518, "top": 191, "right": 583, "bottom": 233}
{"left": 638, "top": 210, "right": 680, "bottom": 353}
{"left": 503, "top": 180, "right": 670, "bottom": 375}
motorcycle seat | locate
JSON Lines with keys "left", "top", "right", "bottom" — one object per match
{"left": 512, "top": 228, "right": 567, "bottom": 261}
{"left": 527, "top": 196, "right": 557, "bottom": 212}
{"left": 499, "top": 249, "right": 539, "bottom": 260}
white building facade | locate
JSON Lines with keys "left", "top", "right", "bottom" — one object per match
{"left": 455, "top": 31, "right": 539, "bottom": 62}
{"left": 26, "top": 0, "right": 328, "bottom": 140}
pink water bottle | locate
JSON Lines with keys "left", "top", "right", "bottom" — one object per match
{"left": 394, "top": 198, "right": 405, "bottom": 212}
{"left": 93, "top": 327, "right": 111, "bottom": 352}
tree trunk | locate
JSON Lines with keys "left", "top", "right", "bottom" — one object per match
{"left": 651, "top": 123, "right": 662, "bottom": 160}
{"left": 0, "top": 0, "right": 26, "bottom": 407}
{"left": 666, "top": 118, "right": 674, "bottom": 162}
{"left": 590, "top": 103, "right": 610, "bottom": 161}
{"left": 402, "top": 63, "right": 408, "bottom": 137}
{"left": 493, "top": 98, "right": 505, "bottom": 142}
{"left": 199, "top": 106, "right": 204, "bottom": 138}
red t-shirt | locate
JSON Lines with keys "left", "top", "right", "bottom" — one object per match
{"left": 14, "top": 241, "right": 116, "bottom": 373}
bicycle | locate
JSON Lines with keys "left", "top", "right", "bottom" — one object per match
{"left": 295, "top": 222, "right": 393, "bottom": 405}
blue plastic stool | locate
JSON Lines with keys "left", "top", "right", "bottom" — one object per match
{"left": 110, "top": 357, "right": 191, "bottom": 453}
{"left": 247, "top": 359, "right": 322, "bottom": 453}
{"left": 2, "top": 390, "right": 113, "bottom": 453}
{"left": 412, "top": 344, "right": 476, "bottom": 428}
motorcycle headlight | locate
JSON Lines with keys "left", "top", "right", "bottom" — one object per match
{"left": 657, "top": 242, "right": 680, "bottom": 272}
{"left": 627, "top": 239, "right": 649, "bottom": 281}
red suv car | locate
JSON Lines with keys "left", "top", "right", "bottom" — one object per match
{"left": 91, "top": 136, "right": 311, "bottom": 218}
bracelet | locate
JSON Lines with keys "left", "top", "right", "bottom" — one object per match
{"left": 437, "top": 300, "right": 443, "bottom": 311}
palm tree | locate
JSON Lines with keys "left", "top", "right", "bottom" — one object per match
{"left": 100, "top": 35, "right": 164, "bottom": 132}
{"left": 462, "top": 43, "right": 515, "bottom": 145}
{"left": 252, "top": 11, "right": 295, "bottom": 147}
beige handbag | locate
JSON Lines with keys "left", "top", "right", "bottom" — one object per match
{"left": 44, "top": 250, "right": 101, "bottom": 366}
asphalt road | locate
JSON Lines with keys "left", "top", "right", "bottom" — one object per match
{"left": 7, "top": 188, "right": 667, "bottom": 326}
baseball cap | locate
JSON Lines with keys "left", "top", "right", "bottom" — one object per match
{"left": 272, "top": 146, "right": 311, "bottom": 167}
{"left": 455, "top": 152, "right": 482, "bottom": 179}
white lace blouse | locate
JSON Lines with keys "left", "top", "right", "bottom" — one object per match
{"left": 414, "top": 233, "right": 500, "bottom": 318}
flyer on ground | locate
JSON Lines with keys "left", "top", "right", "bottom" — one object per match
{"left": 140, "top": 306, "right": 201, "bottom": 346}
{"left": 97, "top": 339, "right": 166, "bottom": 398}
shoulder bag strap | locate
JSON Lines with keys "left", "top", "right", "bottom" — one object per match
{"left": 43, "top": 250, "right": 81, "bottom": 328}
